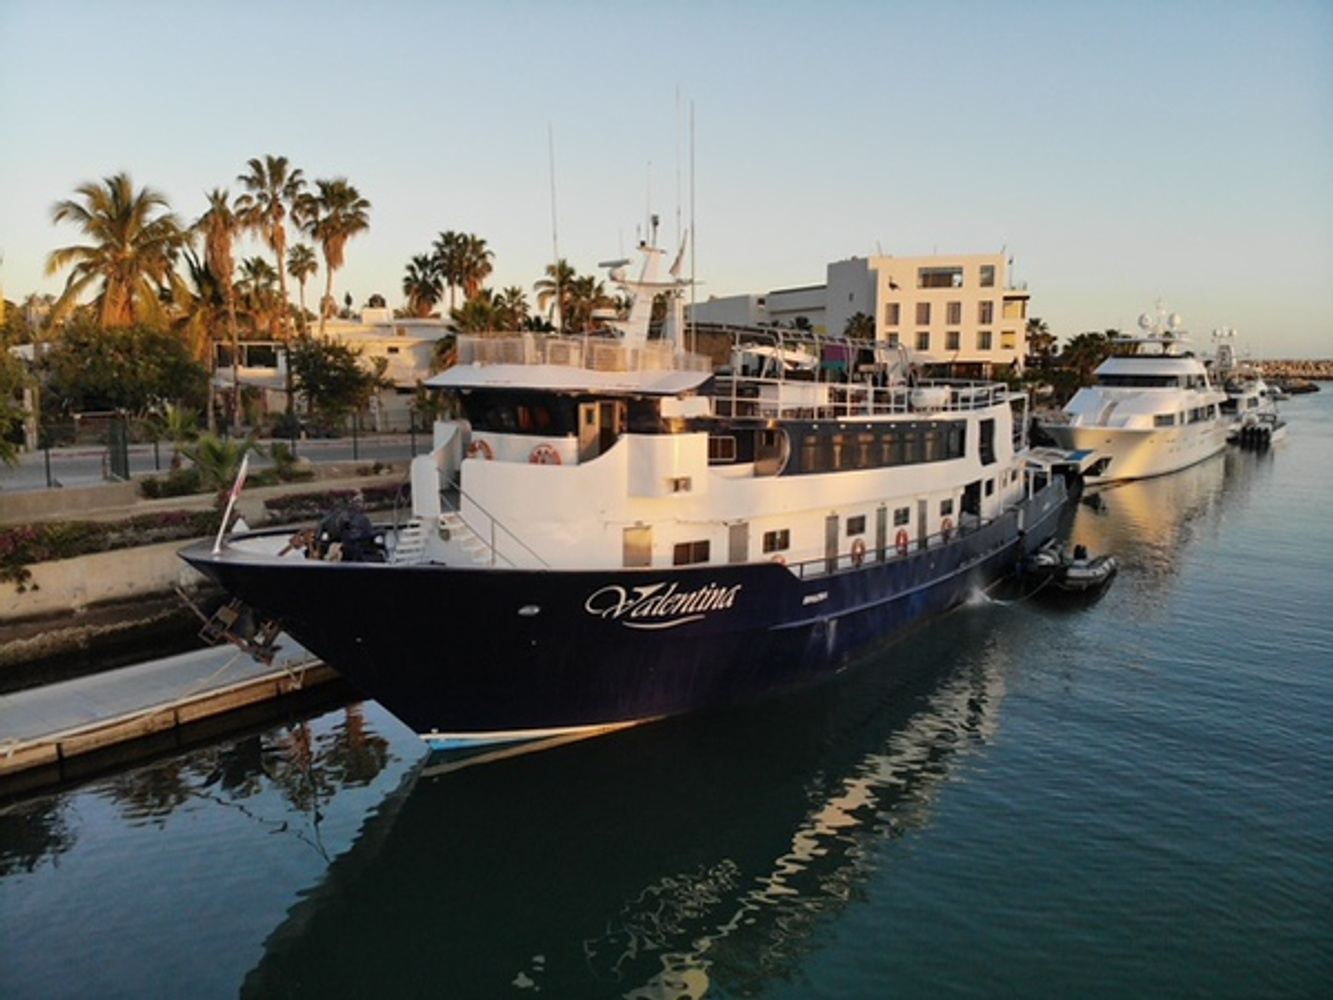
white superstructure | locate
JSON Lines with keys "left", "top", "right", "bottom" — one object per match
{"left": 1041, "top": 308, "right": 1228, "bottom": 483}
{"left": 1211, "top": 330, "right": 1283, "bottom": 442}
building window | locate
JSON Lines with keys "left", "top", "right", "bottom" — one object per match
{"left": 386, "top": 346, "right": 401, "bottom": 355}
{"left": 708, "top": 435, "right": 737, "bottom": 463}
{"left": 669, "top": 476, "right": 692, "bottom": 492}
{"left": 978, "top": 301, "right": 994, "bottom": 324}
{"left": 884, "top": 303, "right": 900, "bottom": 326}
{"left": 762, "top": 529, "right": 790, "bottom": 553}
{"left": 979, "top": 264, "right": 995, "bottom": 287}
{"left": 940, "top": 499, "right": 954, "bottom": 516}
{"left": 946, "top": 331, "right": 960, "bottom": 351}
{"left": 946, "top": 301, "right": 962, "bottom": 324}
{"left": 846, "top": 515, "right": 866, "bottom": 536}
{"left": 893, "top": 506, "right": 910, "bottom": 526}
{"left": 916, "top": 331, "right": 930, "bottom": 351}
{"left": 1155, "top": 414, "right": 1175, "bottom": 427}
{"left": 887, "top": 332, "right": 900, "bottom": 347}
{"left": 1002, "top": 298, "right": 1026, "bottom": 320}
{"left": 1000, "top": 330, "right": 1017, "bottom": 351}
{"left": 915, "top": 302, "right": 931, "bottom": 325}
{"left": 673, "top": 540, "right": 710, "bottom": 565}
{"left": 918, "top": 267, "right": 963, "bottom": 289}
{"left": 985, "top": 478, "right": 995, "bottom": 496}
{"left": 978, "top": 330, "right": 993, "bottom": 350}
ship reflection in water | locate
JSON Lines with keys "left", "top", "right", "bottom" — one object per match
{"left": 241, "top": 620, "right": 1013, "bottom": 1000}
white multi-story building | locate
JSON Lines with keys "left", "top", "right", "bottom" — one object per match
{"left": 690, "top": 252, "right": 1030, "bottom": 376}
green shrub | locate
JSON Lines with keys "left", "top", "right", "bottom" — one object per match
{"left": 140, "top": 467, "right": 204, "bottom": 498}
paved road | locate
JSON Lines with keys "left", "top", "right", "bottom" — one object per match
{"left": 0, "top": 436, "right": 420, "bottom": 493}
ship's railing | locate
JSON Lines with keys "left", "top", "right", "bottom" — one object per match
{"left": 454, "top": 333, "right": 711, "bottom": 374}
{"left": 442, "top": 474, "right": 549, "bottom": 569}
{"left": 710, "top": 375, "right": 1008, "bottom": 419}
{"left": 775, "top": 509, "right": 1009, "bottom": 580}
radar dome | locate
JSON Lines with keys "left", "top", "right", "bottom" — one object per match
{"left": 1168, "top": 312, "right": 1183, "bottom": 330}
{"left": 1137, "top": 313, "right": 1153, "bottom": 330}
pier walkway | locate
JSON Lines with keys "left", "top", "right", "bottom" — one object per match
{"left": 0, "top": 637, "right": 341, "bottom": 795}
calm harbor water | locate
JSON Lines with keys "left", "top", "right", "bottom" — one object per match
{"left": 3, "top": 394, "right": 1331, "bottom": 999}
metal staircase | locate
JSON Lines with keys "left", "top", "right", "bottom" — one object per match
{"left": 438, "top": 511, "right": 495, "bottom": 565}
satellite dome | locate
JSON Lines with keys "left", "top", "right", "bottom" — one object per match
{"left": 1137, "top": 313, "right": 1153, "bottom": 330}
{"left": 1167, "top": 312, "right": 1183, "bottom": 330}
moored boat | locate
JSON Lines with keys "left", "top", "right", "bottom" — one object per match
{"left": 182, "top": 228, "right": 1084, "bottom": 747}
{"left": 1040, "top": 305, "right": 1229, "bottom": 482}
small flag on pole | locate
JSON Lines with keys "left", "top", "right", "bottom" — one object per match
{"left": 213, "top": 453, "right": 251, "bottom": 554}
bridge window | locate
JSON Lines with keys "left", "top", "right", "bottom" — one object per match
{"left": 762, "top": 529, "right": 790, "bottom": 553}
{"left": 673, "top": 540, "right": 710, "bottom": 566}
{"left": 846, "top": 515, "right": 867, "bottom": 536}
{"left": 894, "top": 506, "right": 910, "bottom": 526}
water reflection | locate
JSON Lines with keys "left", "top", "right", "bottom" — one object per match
{"left": 242, "top": 618, "right": 1010, "bottom": 1000}
{"left": 0, "top": 705, "right": 395, "bottom": 875}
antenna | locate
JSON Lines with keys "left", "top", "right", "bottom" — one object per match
{"left": 645, "top": 160, "right": 652, "bottom": 243}
{"left": 689, "top": 99, "right": 696, "bottom": 355}
{"left": 548, "top": 124, "right": 562, "bottom": 331}
{"left": 675, "top": 87, "right": 683, "bottom": 248}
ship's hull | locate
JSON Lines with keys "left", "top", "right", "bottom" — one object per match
{"left": 1041, "top": 421, "right": 1228, "bottom": 482}
{"left": 181, "top": 482, "right": 1066, "bottom": 737}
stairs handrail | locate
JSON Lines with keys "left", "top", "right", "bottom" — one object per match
{"left": 443, "top": 476, "right": 550, "bottom": 569}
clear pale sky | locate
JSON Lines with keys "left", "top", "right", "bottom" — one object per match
{"left": 2, "top": 0, "right": 1331, "bottom": 356}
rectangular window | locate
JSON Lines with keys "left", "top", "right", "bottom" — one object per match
{"left": 386, "top": 346, "right": 401, "bottom": 355}
{"left": 940, "top": 499, "right": 954, "bottom": 516}
{"left": 1002, "top": 298, "right": 1026, "bottom": 320}
{"left": 886, "top": 332, "right": 900, "bottom": 348}
{"left": 946, "top": 331, "right": 960, "bottom": 351}
{"left": 893, "top": 506, "right": 910, "bottom": 526}
{"left": 708, "top": 435, "right": 737, "bottom": 463}
{"left": 846, "top": 515, "right": 866, "bottom": 536}
{"left": 1000, "top": 330, "right": 1017, "bottom": 351}
{"left": 244, "top": 344, "right": 279, "bottom": 368}
{"left": 916, "top": 331, "right": 930, "bottom": 351}
{"left": 918, "top": 267, "right": 963, "bottom": 289}
{"left": 829, "top": 433, "right": 847, "bottom": 470}
{"left": 623, "top": 526, "right": 652, "bottom": 567}
{"left": 978, "top": 301, "right": 994, "bottom": 324}
{"left": 1155, "top": 414, "right": 1175, "bottom": 427}
{"left": 977, "top": 330, "right": 993, "bottom": 350}
{"left": 979, "top": 264, "right": 995, "bottom": 287}
{"left": 979, "top": 418, "right": 996, "bottom": 465}
{"left": 915, "top": 302, "right": 931, "bottom": 325}
{"left": 946, "top": 301, "right": 962, "bottom": 324}
{"left": 762, "top": 529, "right": 790, "bottom": 553}
{"left": 985, "top": 478, "right": 995, "bottom": 496}
{"left": 673, "top": 540, "right": 710, "bottom": 565}
{"left": 669, "top": 476, "right": 692, "bottom": 492}
{"left": 884, "top": 303, "right": 900, "bottom": 326}
{"left": 857, "top": 432, "right": 875, "bottom": 469}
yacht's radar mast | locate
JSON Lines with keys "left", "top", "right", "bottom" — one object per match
{"left": 601, "top": 213, "right": 692, "bottom": 352}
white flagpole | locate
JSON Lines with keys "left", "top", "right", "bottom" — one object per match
{"left": 212, "top": 453, "right": 251, "bottom": 553}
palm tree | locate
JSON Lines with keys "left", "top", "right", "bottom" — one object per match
{"left": 457, "top": 234, "right": 493, "bottom": 301}
{"left": 533, "top": 258, "right": 576, "bottom": 328}
{"left": 236, "top": 257, "right": 283, "bottom": 339}
{"left": 431, "top": 230, "right": 464, "bottom": 310}
{"left": 300, "top": 178, "right": 371, "bottom": 337}
{"left": 1025, "top": 316, "right": 1056, "bottom": 370}
{"left": 561, "top": 274, "right": 614, "bottom": 334}
{"left": 843, "top": 311, "right": 875, "bottom": 339}
{"left": 494, "top": 286, "right": 529, "bottom": 330}
{"left": 46, "top": 173, "right": 186, "bottom": 328}
{"left": 196, "top": 189, "right": 244, "bottom": 429}
{"left": 235, "top": 156, "right": 305, "bottom": 337}
{"left": 450, "top": 289, "right": 498, "bottom": 332}
{"left": 171, "top": 248, "right": 227, "bottom": 431}
{"left": 286, "top": 244, "right": 318, "bottom": 328}
{"left": 402, "top": 255, "right": 442, "bottom": 318}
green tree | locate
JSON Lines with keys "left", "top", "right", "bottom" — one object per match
{"left": 288, "top": 335, "right": 377, "bottom": 427}
{"left": 1025, "top": 316, "right": 1056, "bottom": 370}
{"left": 42, "top": 319, "right": 207, "bottom": 415}
{"left": 286, "top": 243, "right": 318, "bottom": 328}
{"left": 402, "top": 255, "right": 442, "bottom": 317}
{"left": 450, "top": 290, "right": 498, "bottom": 333}
{"left": 1060, "top": 329, "right": 1122, "bottom": 384}
{"left": 533, "top": 258, "right": 576, "bottom": 327}
{"left": 457, "top": 234, "right": 493, "bottom": 301}
{"left": 431, "top": 230, "right": 464, "bottom": 310}
{"left": 299, "top": 179, "right": 371, "bottom": 337}
{"left": 843, "top": 311, "right": 874, "bottom": 339}
{"left": 197, "top": 188, "right": 244, "bottom": 430}
{"left": 180, "top": 432, "right": 264, "bottom": 494}
{"left": 236, "top": 156, "right": 305, "bottom": 340}
{"left": 0, "top": 347, "right": 29, "bottom": 465}
{"left": 46, "top": 173, "right": 187, "bottom": 328}
{"left": 561, "top": 274, "right": 614, "bottom": 334}
{"left": 169, "top": 248, "right": 227, "bottom": 430}
{"left": 494, "top": 286, "right": 529, "bottom": 330}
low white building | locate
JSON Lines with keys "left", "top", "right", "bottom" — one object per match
{"left": 214, "top": 309, "right": 453, "bottom": 430}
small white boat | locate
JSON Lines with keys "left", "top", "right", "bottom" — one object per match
{"left": 1023, "top": 540, "right": 1118, "bottom": 594}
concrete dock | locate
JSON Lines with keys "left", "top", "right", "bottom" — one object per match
{"left": 0, "top": 637, "right": 343, "bottom": 796}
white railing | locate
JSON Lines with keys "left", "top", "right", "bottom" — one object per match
{"left": 455, "top": 333, "right": 710, "bottom": 374}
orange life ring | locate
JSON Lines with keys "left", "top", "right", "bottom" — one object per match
{"left": 529, "top": 443, "right": 562, "bottom": 465}
{"left": 466, "top": 439, "right": 493, "bottom": 460}
{"left": 850, "top": 537, "right": 867, "bottom": 567}
{"left": 770, "top": 554, "right": 786, "bottom": 566}
{"left": 941, "top": 516, "right": 954, "bottom": 540}
{"left": 895, "top": 528, "right": 910, "bottom": 556}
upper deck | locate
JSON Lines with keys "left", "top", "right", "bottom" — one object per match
{"left": 433, "top": 330, "right": 1014, "bottom": 421}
